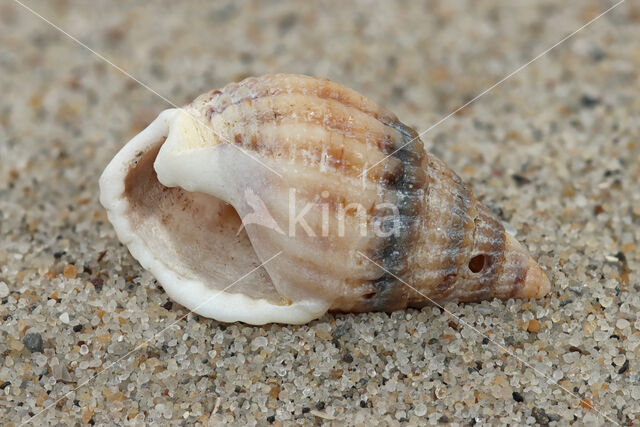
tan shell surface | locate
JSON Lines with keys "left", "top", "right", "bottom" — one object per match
{"left": 101, "top": 74, "right": 550, "bottom": 324}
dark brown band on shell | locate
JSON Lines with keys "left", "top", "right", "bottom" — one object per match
{"left": 365, "top": 119, "right": 426, "bottom": 311}
{"left": 203, "top": 77, "right": 429, "bottom": 311}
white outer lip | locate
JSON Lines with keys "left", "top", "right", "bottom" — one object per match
{"left": 99, "top": 108, "right": 329, "bottom": 325}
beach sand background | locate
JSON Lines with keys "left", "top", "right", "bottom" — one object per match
{"left": 1, "top": 0, "right": 639, "bottom": 424}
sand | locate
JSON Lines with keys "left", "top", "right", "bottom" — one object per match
{"left": 1, "top": 0, "right": 639, "bottom": 425}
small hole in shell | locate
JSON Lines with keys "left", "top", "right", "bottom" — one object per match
{"left": 363, "top": 292, "right": 376, "bottom": 299}
{"left": 468, "top": 254, "right": 487, "bottom": 273}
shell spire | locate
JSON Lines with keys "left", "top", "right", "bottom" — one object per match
{"left": 100, "top": 74, "right": 550, "bottom": 324}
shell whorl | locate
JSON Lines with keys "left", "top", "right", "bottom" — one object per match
{"left": 179, "top": 74, "right": 547, "bottom": 312}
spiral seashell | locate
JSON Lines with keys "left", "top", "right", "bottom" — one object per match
{"left": 99, "top": 74, "right": 550, "bottom": 324}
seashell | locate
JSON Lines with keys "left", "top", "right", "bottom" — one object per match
{"left": 99, "top": 74, "right": 550, "bottom": 324}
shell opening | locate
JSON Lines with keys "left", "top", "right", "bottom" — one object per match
{"left": 99, "top": 109, "right": 331, "bottom": 324}
{"left": 120, "top": 137, "right": 284, "bottom": 303}
{"left": 468, "top": 254, "right": 488, "bottom": 273}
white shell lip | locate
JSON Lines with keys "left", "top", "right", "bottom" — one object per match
{"left": 99, "top": 108, "right": 329, "bottom": 325}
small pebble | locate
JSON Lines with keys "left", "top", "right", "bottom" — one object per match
{"left": 50, "top": 362, "right": 74, "bottom": 383}
{"left": 414, "top": 403, "right": 427, "bottom": 417}
{"left": 604, "top": 255, "right": 620, "bottom": 263}
{"left": 332, "top": 324, "right": 348, "bottom": 339}
{"left": 59, "top": 312, "right": 70, "bottom": 324}
{"left": 616, "top": 318, "right": 630, "bottom": 329}
{"left": 23, "top": 333, "right": 43, "bottom": 352}
{"left": 0, "top": 281, "right": 9, "bottom": 298}
{"left": 268, "top": 385, "right": 280, "bottom": 399}
{"left": 512, "top": 391, "right": 524, "bottom": 402}
{"left": 90, "top": 278, "right": 104, "bottom": 290}
{"left": 434, "top": 384, "right": 447, "bottom": 399}
{"left": 63, "top": 264, "right": 77, "bottom": 279}
{"left": 531, "top": 407, "right": 550, "bottom": 425}
{"left": 527, "top": 319, "right": 541, "bottom": 333}
{"left": 511, "top": 174, "right": 531, "bottom": 186}
{"left": 600, "top": 296, "right": 614, "bottom": 308}
{"left": 73, "top": 324, "right": 83, "bottom": 332}
{"left": 250, "top": 336, "right": 268, "bottom": 351}
{"left": 580, "top": 94, "right": 600, "bottom": 108}
{"left": 618, "top": 360, "right": 629, "bottom": 375}
{"left": 580, "top": 398, "right": 594, "bottom": 409}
